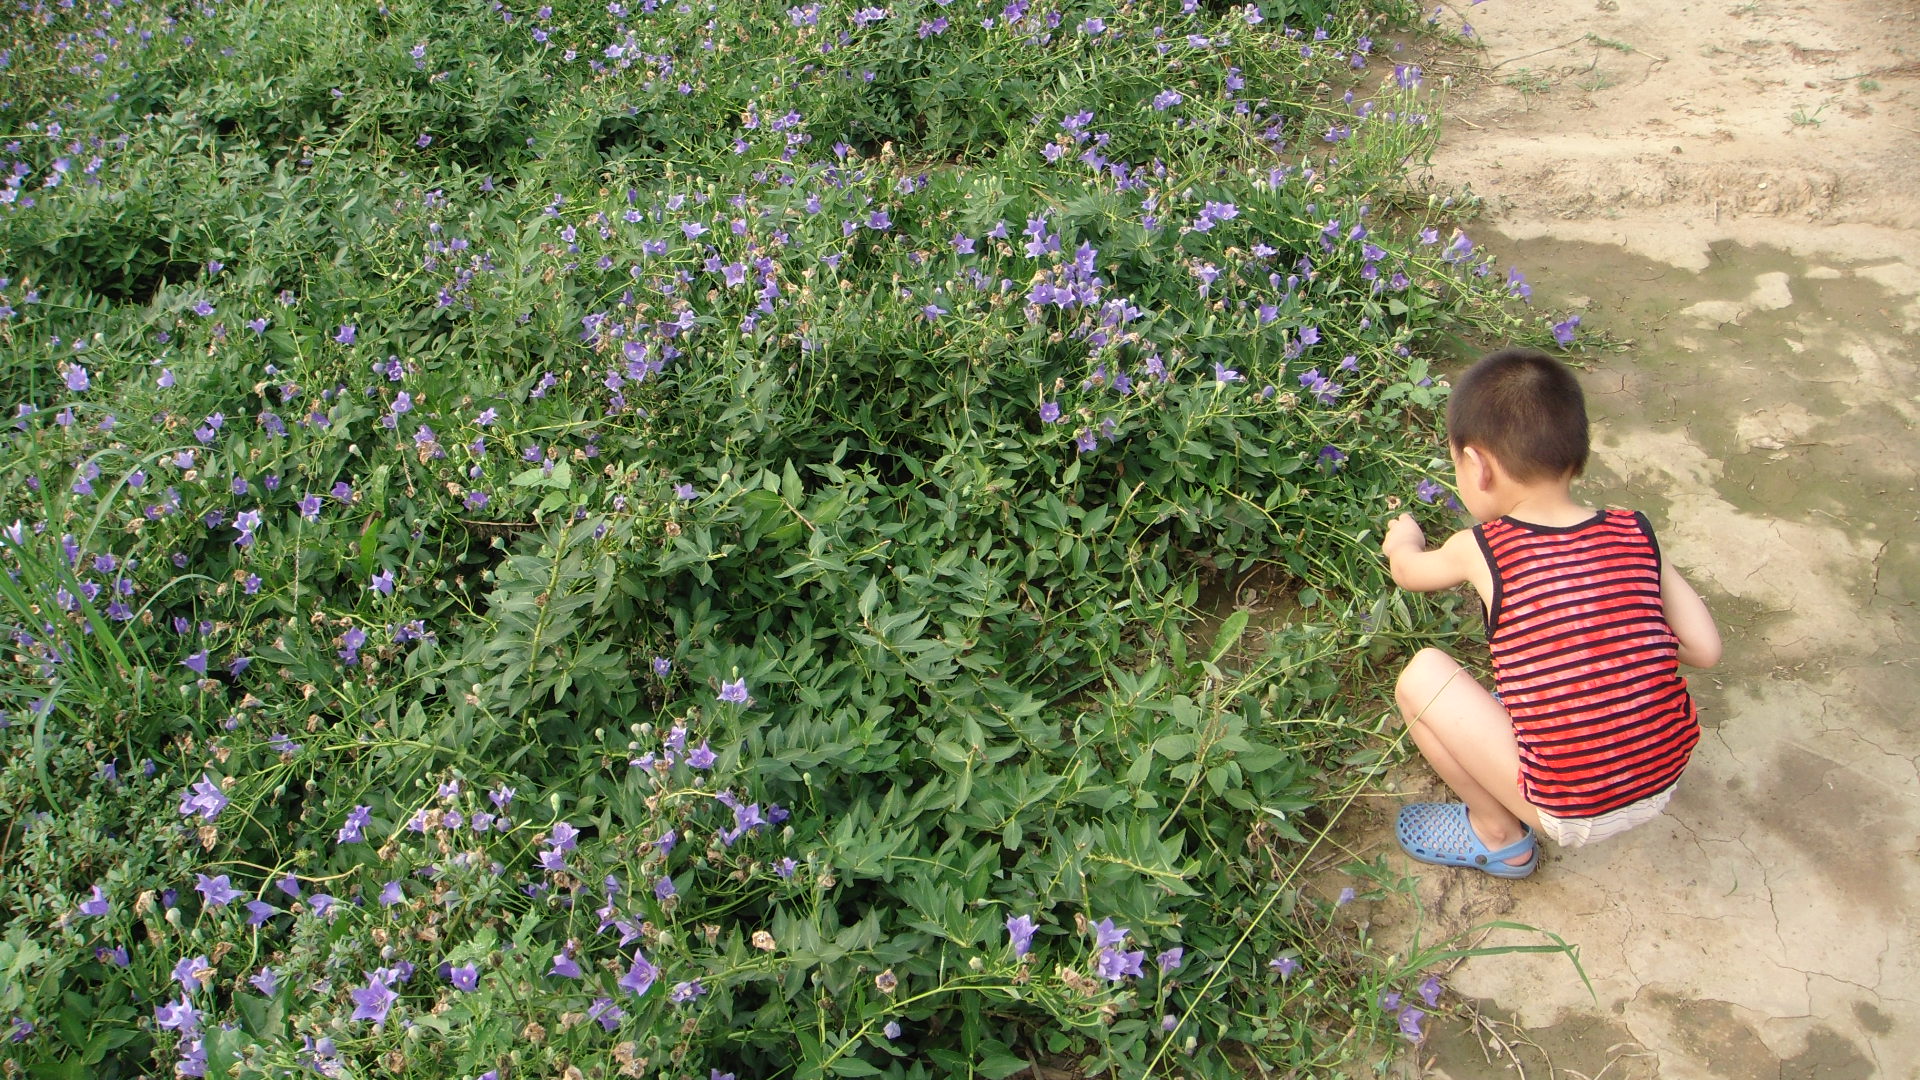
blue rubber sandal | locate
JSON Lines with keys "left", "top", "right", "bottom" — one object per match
{"left": 1395, "top": 803, "right": 1538, "bottom": 879}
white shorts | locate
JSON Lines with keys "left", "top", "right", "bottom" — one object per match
{"left": 1533, "top": 784, "right": 1676, "bottom": 848}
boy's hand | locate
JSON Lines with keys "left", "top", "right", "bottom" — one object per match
{"left": 1381, "top": 513, "right": 1426, "bottom": 558}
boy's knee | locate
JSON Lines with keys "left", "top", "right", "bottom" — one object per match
{"left": 1395, "top": 648, "right": 1458, "bottom": 722}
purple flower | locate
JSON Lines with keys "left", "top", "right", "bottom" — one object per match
{"left": 867, "top": 209, "right": 891, "bottom": 230}
{"left": 651, "top": 656, "right": 672, "bottom": 677}
{"left": 298, "top": 493, "right": 322, "bottom": 521}
{"left": 550, "top": 950, "right": 582, "bottom": 979}
{"left": 195, "top": 874, "right": 242, "bottom": 908}
{"left": 449, "top": 964, "right": 479, "bottom": 992}
{"left": 370, "top": 569, "right": 394, "bottom": 597}
{"left": 79, "top": 885, "right": 110, "bottom": 917}
{"left": 688, "top": 742, "right": 716, "bottom": 769}
{"left": 192, "top": 299, "right": 215, "bottom": 317}
{"left": 1269, "top": 954, "right": 1300, "bottom": 978}
{"left": 619, "top": 953, "right": 659, "bottom": 997}
{"left": 1039, "top": 401, "right": 1062, "bottom": 424}
{"left": 1336, "top": 886, "right": 1355, "bottom": 906}
{"left": 718, "top": 678, "right": 749, "bottom": 704}
{"left": 588, "top": 997, "right": 626, "bottom": 1031}
{"left": 232, "top": 509, "right": 262, "bottom": 547}
{"left": 155, "top": 995, "right": 201, "bottom": 1033}
{"left": 1398, "top": 1004, "right": 1426, "bottom": 1041}
{"left": 1096, "top": 947, "right": 1145, "bottom": 982}
{"left": 1092, "top": 918, "right": 1127, "bottom": 950}
{"left": 338, "top": 805, "right": 372, "bottom": 845}
{"left": 1006, "top": 914, "right": 1037, "bottom": 957}
{"left": 674, "top": 483, "right": 697, "bottom": 501}
{"left": 1318, "top": 446, "right": 1347, "bottom": 469}
{"left": 178, "top": 774, "right": 228, "bottom": 820}
{"left": 245, "top": 900, "right": 278, "bottom": 926}
{"left": 1156, "top": 947, "right": 1184, "bottom": 973}
{"left": 64, "top": 365, "right": 89, "bottom": 393}
{"left": 654, "top": 876, "right": 676, "bottom": 900}
{"left": 668, "top": 980, "right": 705, "bottom": 1004}
{"left": 883, "top": 1020, "right": 902, "bottom": 1039}
{"left": 349, "top": 973, "right": 398, "bottom": 1026}
{"left": 1418, "top": 974, "right": 1442, "bottom": 1007}
{"left": 250, "top": 967, "right": 278, "bottom": 996}
{"left": 172, "top": 955, "right": 210, "bottom": 992}
{"left": 308, "top": 894, "right": 338, "bottom": 918}
{"left": 1551, "top": 314, "right": 1582, "bottom": 347}
{"left": 548, "top": 822, "right": 579, "bottom": 850}
{"left": 380, "top": 881, "right": 404, "bottom": 907}
{"left": 1213, "top": 362, "right": 1244, "bottom": 383}
{"left": 181, "top": 651, "right": 209, "bottom": 676}
{"left": 1415, "top": 479, "right": 1445, "bottom": 504}
{"left": 333, "top": 324, "right": 356, "bottom": 345}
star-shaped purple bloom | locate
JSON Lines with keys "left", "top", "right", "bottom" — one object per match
{"left": 1095, "top": 947, "right": 1145, "bottom": 982}
{"left": 195, "top": 874, "right": 242, "bottom": 907}
{"left": 349, "top": 973, "right": 397, "bottom": 1026}
{"left": 618, "top": 953, "right": 658, "bottom": 997}
{"left": 178, "top": 774, "right": 228, "bottom": 820}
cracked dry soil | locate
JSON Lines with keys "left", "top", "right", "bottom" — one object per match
{"left": 1347, "top": 1, "right": 1920, "bottom": 1078}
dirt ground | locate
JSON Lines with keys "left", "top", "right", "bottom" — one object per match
{"left": 1350, "top": 1, "right": 1920, "bottom": 1077}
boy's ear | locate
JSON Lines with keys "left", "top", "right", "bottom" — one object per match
{"left": 1461, "top": 445, "right": 1497, "bottom": 490}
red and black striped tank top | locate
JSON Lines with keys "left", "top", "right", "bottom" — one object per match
{"left": 1475, "top": 509, "right": 1699, "bottom": 819}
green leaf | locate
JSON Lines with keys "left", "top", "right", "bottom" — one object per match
{"left": 976, "top": 1045, "right": 1032, "bottom": 1079}
{"left": 510, "top": 460, "right": 573, "bottom": 489}
{"left": 1208, "top": 608, "right": 1250, "bottom": 664}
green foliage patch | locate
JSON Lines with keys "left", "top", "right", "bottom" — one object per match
{"left": 0, "top": 0, "right": 1553, "bottom": 1076}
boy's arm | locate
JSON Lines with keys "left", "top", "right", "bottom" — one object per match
{"left": 1380, "top": 513, "right": 1475, "bottom": 594}
{"left": 1660, "top": 561, "right": 1722, "bottom": 668}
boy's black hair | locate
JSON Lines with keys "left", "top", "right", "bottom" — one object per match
{"left": 1447, "top": 348, "right": 1589, "bottom": 483}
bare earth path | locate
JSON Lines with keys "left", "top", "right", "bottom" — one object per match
{"left": 1366, "top": 1, "right": 1920, "bottom": 1077}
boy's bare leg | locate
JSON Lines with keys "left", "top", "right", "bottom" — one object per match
{"left": 1396, "top": 648, "right": 1539, "bottom": 865}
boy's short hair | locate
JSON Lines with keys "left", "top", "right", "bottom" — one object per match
{"left": 1447, "top": 348, "right": 1589, "bottom": 482}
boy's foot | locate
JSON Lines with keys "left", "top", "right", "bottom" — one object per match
{"left": 1395, "top": 803, "right": 1538, "bottom": 879}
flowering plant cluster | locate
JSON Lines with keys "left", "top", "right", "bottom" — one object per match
{"left": 0, "top": 0, "right": 1558, "bottom": 1075}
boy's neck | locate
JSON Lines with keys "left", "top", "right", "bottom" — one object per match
{"left": 1491, "top": 479, "right": 1592, "bottom": 528}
